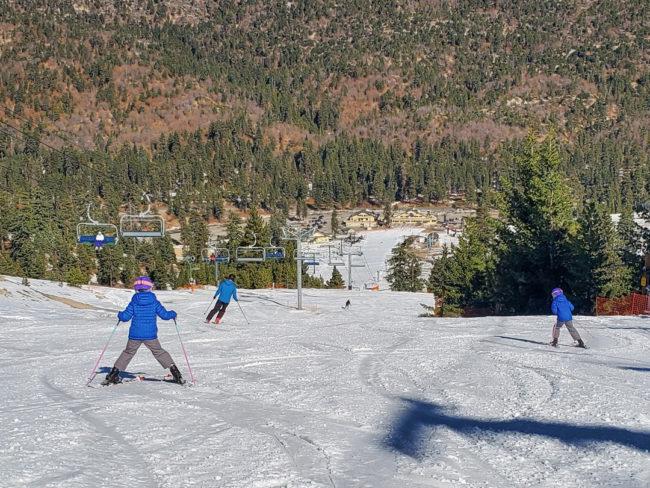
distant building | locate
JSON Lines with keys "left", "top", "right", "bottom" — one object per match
{"left": 443, "top": 212, "right": 465, "bottom": 235}
{"left": 391, "top": 208, "right": 437, "bottom": 227}
{"left": 345, "top": 210, "right": 379, "bottom": 229}
{"left": 173, "top": 245, "right": 185, "bottom": 262}
{"left": 424, "top": 232, "right": 439, "bottom": 249}
{"left": 311, "top": 231, "right": 331, "bottom": 244}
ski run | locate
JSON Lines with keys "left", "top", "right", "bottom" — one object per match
{"left": 1, "top": 242, "right": 649, "bottom": 487}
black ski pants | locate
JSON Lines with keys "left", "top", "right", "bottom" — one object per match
{"left": 207, "top": 300, "right": 229, "bottom": 321}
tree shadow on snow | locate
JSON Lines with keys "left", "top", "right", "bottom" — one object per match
{"left": 617, "top": 366, "right": 650, "bottom": 372}
{"left": 383, "top": 398, "right": 650, "bottom": 459}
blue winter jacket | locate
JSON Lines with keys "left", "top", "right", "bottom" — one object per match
{"left": 551, "top": 294, "right": 574, "bottom": 322}
{"left": 118, "top": 291, "right": 177, "bottom": 340}
{"left": 214, "top": 279, "right": 238, "bottom": 303}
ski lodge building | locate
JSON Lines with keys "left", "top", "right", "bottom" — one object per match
{"left": 391, "top": 208, "right": 437, "bottom": 227}
{"left": 345, "top": 210, "right": 379, "bottom": 229}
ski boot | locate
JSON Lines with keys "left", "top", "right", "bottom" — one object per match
{"left": 102, "top": 367, "right": 120, "bottom": 385}
{"left": 169, "top": 364, "right": 186, "bottom": 385}
{"left": 575, "top": 339, "right": 586, "bottom": 348}
{"left": 214, "top": 318, "right": 220, "bottom": 324}
{"left": 550, "top": 338, "right": 558, "bottom": 347}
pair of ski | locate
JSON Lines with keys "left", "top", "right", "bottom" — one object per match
{"left": 550, "top": 342, "right": 588, "bottom": 349}
{"left": 90, "top": 373, "right": 187, "bottom": 388}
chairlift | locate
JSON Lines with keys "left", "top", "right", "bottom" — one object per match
{"left": 294, "top": 249, "right": 319, "bottom": 266}
{"left": 236, "top": 233, "right": 266, "bottom": 262}
{"left": 76, "top": 203, "right": 118, "bottom": 249}
{"left": 201, "top": 247, "right": 215, "bottom": 263}
{"left": 119, "top": 193, "right": 165, "bottom": 238}
{"left": 202, "top": 247, "right": 230, "bottom": 263}
{"left": 325, "top": 245, "right": 345, "bottom": 266}
{"left": 265, "top": 237, "right": 285, "bottom": 259}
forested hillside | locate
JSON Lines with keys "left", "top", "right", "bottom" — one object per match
{"left": 0, "top": 0, "right": 649, "bottom": 311}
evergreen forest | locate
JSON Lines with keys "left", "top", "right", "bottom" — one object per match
{"left": 0, "top": 0, "right": 649, "bottom": 314}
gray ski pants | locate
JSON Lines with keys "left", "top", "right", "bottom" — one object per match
{"left": 114, "top": 338, "right": 174, "bottom": 371}
{"left": 552, "top": 320, "right": 582, "bottom": 342}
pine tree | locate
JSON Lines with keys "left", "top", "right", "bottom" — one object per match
{"left": 616, "top": 206, "right": 643, "bottom": 288}
{"left": 448, "top": 194, "right": 499, "bottom": 308}
{"left": 96, "top": 245, "right": 121, "bottom": 286}
{"left": 242, "top": 207, "right": 269, "bottom": 248}
{"left": 427, "top": 245, "right": 464, "bottom": 315}
{"left": 569, "top": 201, "right": 633, "bottom": 312}
{"left": 331, "top": 209, "right": 339, "bottom": 236}
{"left": 66, "top": 267, "right": 87, "bottom": 287}
{"left": 496, "top": 133, "right": 576, "bottom": 313}
{"left": 327, "top": 266, "right": 345, "bottom": 288}
{"left": 225, "top": 211, "right": 243, "bottom": 250}
{"left": 383, "top": 203, "right": 392, "bottom": 227}
{"left": 386, "top": 236, "right": 423, "bottom": 292}
{"left": 121, "top": 256, "right": 139, "bottom": 288}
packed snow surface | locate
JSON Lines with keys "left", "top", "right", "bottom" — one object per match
{"left": 1, "top": 269, "right": 649, "bottom": 486}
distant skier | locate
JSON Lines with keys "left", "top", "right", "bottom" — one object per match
{"left": 342, "top": 299, "right": 351, "bottom": 310}
{"left": 103, "top": 276, "right": 185, "bottom": 385}
{"left": 94, "top": 231, "right": 105, "bottom": 249}
{"left": 206, "top": 274, "right": 238, "bottom": 324}
{"left": 550, "top": 287, "right": 585, "bottom": 348}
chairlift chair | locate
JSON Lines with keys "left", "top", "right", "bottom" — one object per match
{"left": 236, "top": 233, "right": 266, "bottom": 262}
{"left": 203, "top": 247, "right": 230, "bottom": 263}
{"left": 236, "top": 246, "right": 266, "bottom": 262}
{"left": 76, "top": 203, "right": 119, "bottom": 248}
{"left": 265, "top": 237, "right": 285, "bottom": 259}
{"left": 265, "top": 247, "right": 285, "bottom": 259}
{"left": 201, "top": 247, "right": 216, "bottom": 263}
{"left": 293, "top": 249, "right": 319, "bottom": 266}
{"left": 212, "top": 248, "right": 231, "bottom": 263}
{"left": 325, "top": 245, "right": 345, "bottom": 266}
{"left": 119, "top": 193, "right": 165, "bottom": 238}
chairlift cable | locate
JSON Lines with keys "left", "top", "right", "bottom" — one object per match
{"left": 0, "top": 114, "right": 164, "bottom": 227}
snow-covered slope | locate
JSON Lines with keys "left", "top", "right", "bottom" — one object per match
{"left": 1, "top": 275, "right": 648, "bottom": 487}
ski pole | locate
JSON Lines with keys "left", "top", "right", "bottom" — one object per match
{"left": 173, "top": 318, "right": 195, "bottom": 385}
{"left": 204, "top": 296, "right": 216, "bottom": 315}
{"left": 551, "top": 324, "right": 557, "bottom": 343}
{"left": 575, "top": 320, "right": 594, "bottom": 339}
{"left": 236, "top": 300, "right": 250, "bottom": 325}
{"left": 87, "top": 320, "right": 120, "bottom": 385}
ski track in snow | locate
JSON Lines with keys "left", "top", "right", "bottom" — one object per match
{"left": 2, "top": 270, "right": 650, "bottom": 487}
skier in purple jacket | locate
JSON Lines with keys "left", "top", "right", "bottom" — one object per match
{"left": 550, "top": 287, "right": 585, "bottom": 348}
{"left": 103, "top": 276, "right": 185, "bottom": 384}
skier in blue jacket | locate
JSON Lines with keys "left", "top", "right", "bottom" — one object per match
{"left": 206, "top": 274, "right": 238, "bottom": 324}
{"left": 550, "top": 287, "right": 585, "bottom": 348}
{"left": 104, "top": 276, "right": 185, "bottom": 384}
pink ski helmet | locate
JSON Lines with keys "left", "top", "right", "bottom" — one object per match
{"left": 551, "top": 287, "right": 563, "bottom": 298}
{"left": 134, "top": 276, "right": 153, "bottom": 291}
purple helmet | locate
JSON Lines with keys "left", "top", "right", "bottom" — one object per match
{"left": 133, "top": 276, "right": 153, "bottom": 291}
{"left": 551, "top": 287, "right": 563, "bottom": 298}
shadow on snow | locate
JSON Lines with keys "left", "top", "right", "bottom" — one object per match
{"left": 383, "top": 398, "right": 650, "bottom": 459}
{"left": 617, "top": 366, "right": 650, "bottom": 372}
{"left": 494, "top": 335, "right": 549, "bottom": 346}
{"left": 96, "top": 366, "right": 171, "bottom": 382}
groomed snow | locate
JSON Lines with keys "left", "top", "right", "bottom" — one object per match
{"left": 304, "top": 227, "right": 447, "bottom": 289}
{"left": 1, "top": 273, "right": 649, "bottom": 487}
